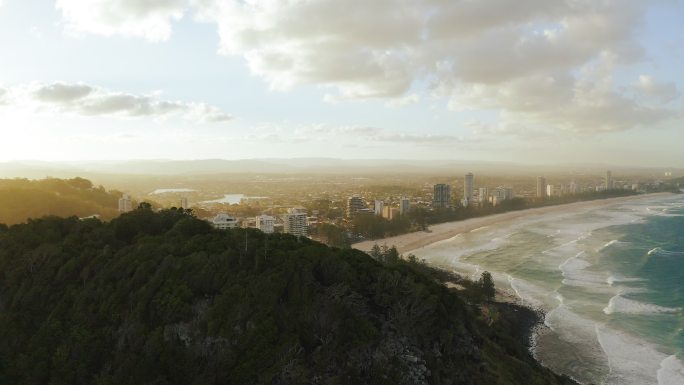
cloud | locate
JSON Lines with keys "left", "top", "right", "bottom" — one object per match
{"left": 34, "top": 82, "right": 93, "bottom": 102}
{"left": 53, "top": 0, "right": 680, "bottom": 135}
{"left": 635, "top": 75, "right": 680, "bottom": 103}
{"left": 3, "top": 82, "right": 232, "bottom": 123}
{"left": 56, "top": 0, "right": 186, "bottom": 41}
{"left": 0, "top": 87, "right": 7, "bottom": 105}
{"left": 288, "top": 124, "right": 473, "bottom": 146}
{"left": 194, "top": 0, "right": 646, "bottom": 91}
{"left": 449, "top": 52, "right": 675, "bottom": 133}
{"left": 187, "top": 0, "right": 677, "bottom": 134}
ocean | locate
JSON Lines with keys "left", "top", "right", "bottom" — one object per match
{"left": 410, "top": 194, "right": 684, "bottom": 385}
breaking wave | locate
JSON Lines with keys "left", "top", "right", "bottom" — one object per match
{"left": 603, "top": 295, "right": 681, "bottom": 315}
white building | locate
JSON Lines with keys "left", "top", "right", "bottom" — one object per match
{"left": 491, "top": 187, "right": 513, "bottom": 203}
{"left": 570, "top": 181, "right": 579, "bottom": 194}
{"left": 463, "top": 172, "right": 474, "bottom": 207}
{"left": 256, "top": 215, "right": 275, "bottom": 234}
{"left": 118, "top": 194, "right": 133, "bottom": 213}
{"left": 400, "top": 198, "right": 410, "bottom": 215}
{"left": 211, "top": 214, "right": 239, "bottom": 230}
{"left": 605, "top": 170, "right": 613, "bottom": 190}
{"left": 284, "top": 208, "right": 308, "bottom": 237}
{"left": 547, "top": 184, "right": 555, "bottom": 197}
{"left": 478, "top": 187, "right": 489, "bottom": 205}
{"left": 537, "top": 177, "right": 547, "bottom": 198}
{"left": 374, "top": 200, "right": 384, "bottom": 216}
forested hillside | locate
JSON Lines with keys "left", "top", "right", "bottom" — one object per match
{"left": 0, "top": 208, "right": 576, "bottom": 385}
{"left": 0, "top": 178, "right": 123, "bottom": 225}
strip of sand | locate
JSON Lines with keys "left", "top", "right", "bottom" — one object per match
{"left": 353, "top": 192, "right": 672, "bottom": 255}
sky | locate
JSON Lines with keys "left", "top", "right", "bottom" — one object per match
{"left": 0, "top": 0, "right": 683, "bottom": 166}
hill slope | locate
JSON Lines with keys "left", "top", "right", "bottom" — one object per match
{"left": 0, "top": 208, "right": 576, "bottom": 385}
{"left": 0, "top": 177, "right": 125, "bottom": 225}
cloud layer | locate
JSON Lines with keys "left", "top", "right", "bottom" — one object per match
{"left": 2, "top": 82, "right": 232, "bottom": 123}
{"left": 56, "top": 0, "right": 186, "bottom": 41}
{"left": 51, "top": 0, "right": 681, "bottom": 135}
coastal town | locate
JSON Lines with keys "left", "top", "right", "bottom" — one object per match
{"left": 118, "top": 170, "right": 681, "bottom": 248}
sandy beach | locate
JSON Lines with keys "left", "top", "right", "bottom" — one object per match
{"left": 353, "top": 192, "right": 672, "bottom": 255}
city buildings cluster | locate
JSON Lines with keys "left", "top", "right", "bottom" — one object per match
{"left": 121, "top": 169, "right": 666, "bottom": 240}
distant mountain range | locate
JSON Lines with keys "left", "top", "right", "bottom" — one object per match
{"left": 0, "top": 159, "right": 681, "bottom": 178}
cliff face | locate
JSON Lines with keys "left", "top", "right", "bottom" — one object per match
{"left": 0, "top": 208, "right": 576, "bottom": 385}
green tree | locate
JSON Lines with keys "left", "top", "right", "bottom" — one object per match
{"left": 480, "top": 271, "right": 496, "bottom": 302}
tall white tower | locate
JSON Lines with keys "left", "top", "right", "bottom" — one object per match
{"left": 537, "top": 176, "right": 547, "bottom": 198}
{"left": 464, "top": 172, "right": 474, "bottom": 206}
{"left": 605, "top": 170, "right": 613, "bottom": 190}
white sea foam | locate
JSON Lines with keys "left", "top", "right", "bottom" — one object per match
{"left": 596, "top": 325, "right": 673, "bottom": 385}
{"left": 648, "top": 247, "right": 684, "bottom": 257}
{"left": 603, "top": 295, "right": 681, "bottom": 315}
{"left": 598, "top": 239, "right": 629, "bottom": 252}
{"left": 657, "top": 355, "right": 684, "bottom": 385}
{"left": 557, "top": 251, "right": 613, "bottom": 290}
{"left": 506, "top": 274, "right": 548, "bottom": 309}
{"left": 606, "top": 273, "right": 644, "bottom": 286}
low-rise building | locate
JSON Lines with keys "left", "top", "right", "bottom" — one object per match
{"left": 256, "top": 215, "right": 275, "bottom": 234}
{"left": 118, "top": 194, "right": 133, "bottom": 213}
{"left": 383, "top": 206, "right": 400, "bottom": 220}
{"left": 211, "top": 214, "right": 239, "bottom": 230}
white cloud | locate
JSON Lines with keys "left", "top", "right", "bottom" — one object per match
{"left": 635, "top": 75, "right": 680, "bottom": 103}
{"left": 187, "top": 0, "right": 676, "bottom": 134}
{"left": 56, "top": 0, "right": 186, "bottom": 41}
{"left": 2, "top": 82, "right": 233, "bottom": 123}
{"left": 287, "top": 124, "right": 473, "bottom": 146}
{"left": 449, "top": 52, "right": 674, "bottom": 133}
{"left": 52, "top": 0, "right": 680, "bottom": 136}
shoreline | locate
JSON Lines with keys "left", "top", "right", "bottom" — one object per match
{"left": 395, "top": 191, "right": 681, "bottom": 385}
{"left": 353, "top": 192, "right": 672, "bottom": 255}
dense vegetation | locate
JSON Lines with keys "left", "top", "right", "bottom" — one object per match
{"left": 0, "top": 208, "right": 576, "bottom": 385}
{"left": 0, "top": 178, "right": 125, "bottom": 225}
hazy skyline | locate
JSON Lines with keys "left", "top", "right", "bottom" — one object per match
{"left": 1, "top": 0, "right": 683, "bottom": 166}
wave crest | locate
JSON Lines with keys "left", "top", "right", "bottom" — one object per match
{"left": 603, "top": 295, "right": 681, "bottom": 315}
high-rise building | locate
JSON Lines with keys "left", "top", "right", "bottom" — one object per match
{"left": 118, "top": 194, "right": 133, "bottom": 213}
{"left": 569, "top": 181, "right": 579, "bottom": 194}
{"left": 537, "top": 177, "right": 547, "bottom": 198}
{"left": 433, "top": 184, "right": 452, "bottom": 208}
{"left": 547, "top": 184, "right": 555, "bottom": 197}
{"left": 346, "top": 195, "right": 367, "bottom": 218}
{"left": 400, "top": 197, "right": 410, "bottom": 215}
{"left": 180, "top": 197, "right": 189, "bottom": 210}
{"left": 478, "top": 187, "right": 489, "bottom": 205}
{"left": 374, "top": 200, "right": 384, "bottom": 216}
{"left": 284, "top": 208, "right": 308, "bottom": 237}
{"left": 605, "top": 170, "right": 613, "bottom": 190}
{"left": 256, "top": 215, "right": 275, "bottom": 234}
{"left": 463, "top": 172, "right": 474, "bottom": 207}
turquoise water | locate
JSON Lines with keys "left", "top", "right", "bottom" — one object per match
{"left": 411, "top": 194, "right": 684, "bottom": 385}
